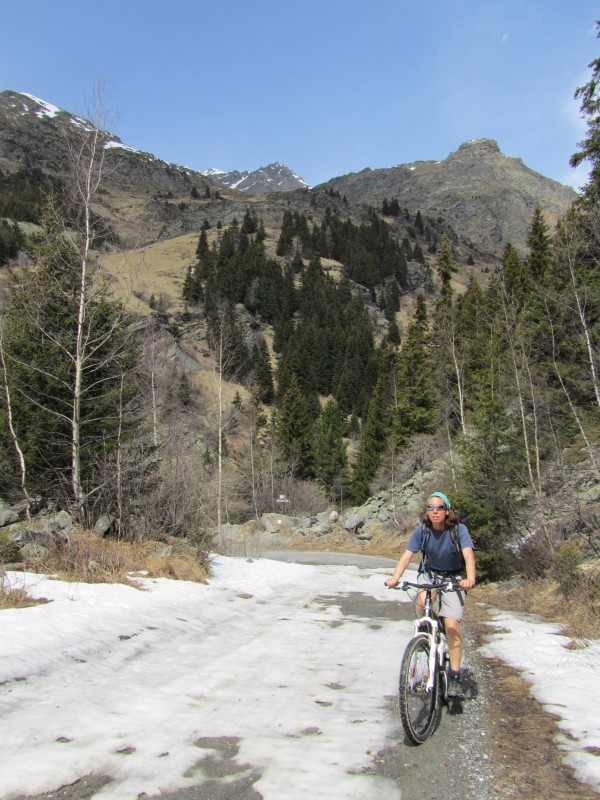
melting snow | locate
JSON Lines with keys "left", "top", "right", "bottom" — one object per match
{"left": 2, "top": 558, "right": 597, "bottom": 797}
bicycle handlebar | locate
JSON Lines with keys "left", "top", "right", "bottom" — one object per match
{"left": 387, "top": 578, "right": 461, "bottom": 592}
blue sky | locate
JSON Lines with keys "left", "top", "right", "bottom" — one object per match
{"left": 1, "top": 0, "right": 598, "bottom": 189}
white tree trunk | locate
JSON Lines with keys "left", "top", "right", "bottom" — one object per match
{"left": 0, "top": 324, "right": 31, "bottom": 516}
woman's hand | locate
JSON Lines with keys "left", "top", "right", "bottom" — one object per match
{"left": 460, "top": 577, "right": 475, "bottom": 590}
{"left": 385, "top": 576, "right": 399, "bottom": 587}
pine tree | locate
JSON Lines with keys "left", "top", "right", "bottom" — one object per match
{"left": 241, "top": 208, "right": 258, "bottom": 235}
{"left": 391, "top": 296, "right": 436, "bottom": 444}
{"left": 415, "top": 210, "right": 424, "bottom": 235}
{"left": 349, "top": 346, "right": 397, "bottom": 502}
{"left": 276, "top": 210, "right": 295, "bottom": 256}
{"left": 570, "top": 22, "right": 600, "bottom": 201}
{"left": 206, "top": 302, "right": 251, "bottom": 380}
{"left": 276, "top": 374, "right": 314, "bottom": 477}
{"left": 436, "top": 233, "right": 454, "bottom": 299}
{"left": 413, "top": 242, "right": 425, "bottom": 264}
{"left": 387, "top": 317, "right": 401, "bottom": 346}
{"left": 501, "top": 242, "right": 528, "bottom": 303}
{"left": 252, "top": 338, "right": 275, "bottom": 404}
{"left": 456, "top": 289, "right": 524, "bottom": 579}
{"left": 312, "top": 397, "right": 348, "bottom": 500}
{"left": 527, "top": 207, "right": 552, "bottom": 280}
{"left": 0, "top": 208, "right": 140, "bottom": 515}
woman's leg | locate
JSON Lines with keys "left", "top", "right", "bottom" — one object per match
{"left": 416, "top": 588, "right": 427, "bottom": 617}
{"left": 416, "top": 588, "right": 438, "bottom": 617}
{"left": 444, "top": 617, "right": 462, "bottom": 672}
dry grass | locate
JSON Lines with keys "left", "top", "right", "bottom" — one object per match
{"left": 48, "top": 532, "right": 209, "bottom": 585}
{"left": 473, "top": 571, "right": 600, "bottom": 640}
{"left": 281, "top": 522, "right": 403, "bottom": 558}
{"left": 100, "top": 232, "right": 199, "bottom": 314}
{"left": 0, "top": 575, "right": 48, "bottom": 609}
{"left": 1, "top": 531, "right": 209, "bottom": 608}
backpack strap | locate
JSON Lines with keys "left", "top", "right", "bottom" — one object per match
{"left": 450, "top": 525, "right": 460, "bottom": 555}
{"left": 420, "top": 524, "right": 431, "bottom": 575}
{"left": 451, "top": 524, "right": 466, "bottom": 568}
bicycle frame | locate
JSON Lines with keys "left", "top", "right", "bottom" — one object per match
{"left": 413, "top": 591, "right": 445, "bottom": 694}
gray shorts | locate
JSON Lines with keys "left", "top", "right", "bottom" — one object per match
{"left": 417, "top": 571, "right": 466, "bottom": 621}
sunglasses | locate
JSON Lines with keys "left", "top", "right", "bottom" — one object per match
{"left": 426, "top": 504, "right": 447, "bottom": 512}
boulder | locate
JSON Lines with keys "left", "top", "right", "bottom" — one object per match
{"left": 261, "top": 513, "right": 301, "bottom": 533}
{"left": 45, "top": 510, "right": 74, "bottom": 534}
{"left": 344, "top": 513, "right": 365, "bottom": 532}
{"left": 6, "top": 528, "right": 51, "bottom": 561}
{"left": 93, "top": 513, "right": 115, "bottom": 537}
{"left": 0, "top": 508, "right": 19, "bottom": 527}
{"left": 21, "top": 540, "right": 50, "bottom": 561}
{"left": 310, "top": 523, "right": 330, "bottom": 538}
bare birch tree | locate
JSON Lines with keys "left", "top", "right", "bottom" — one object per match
{"left": 0, "top": 88, "right": 141, "bottom": 525}
{"left": 500, "top": 283, "right": 553, "bottom": 552}
{"left": 207, "top": 306, "right": 248, "bottom": 533}
{"left": 0, "top": 321, "right": 32, "bottom": 516}
{"left": 546, "top": 304, "right": 600, "bottom": 481}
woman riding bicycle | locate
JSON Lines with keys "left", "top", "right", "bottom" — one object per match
{"left": 385, "top": 491, "right": 476, "bottom": 698}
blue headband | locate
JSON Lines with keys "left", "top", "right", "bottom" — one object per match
{"left": 428, "top": 491, "right": 451, "bottom": 509}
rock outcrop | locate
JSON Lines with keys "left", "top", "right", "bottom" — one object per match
{"left": 213, "top": 459, "right": 451, "bottom": 555}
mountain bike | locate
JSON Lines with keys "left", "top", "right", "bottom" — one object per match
{"left": 389, "top": 576, "right": 460, "bottom": 744}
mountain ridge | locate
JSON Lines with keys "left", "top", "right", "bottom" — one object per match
{"left": 0, "top": 90, "right": 579, "bottom": 254}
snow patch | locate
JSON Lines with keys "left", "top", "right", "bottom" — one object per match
{"left": 21, "top": 93, "right": 63, "bottom": 119}
{"left": 104, "top": 140, "right": 143, "bottom": 154}
{"left": 201, "top": 167, "right": 227, "bottom": 177}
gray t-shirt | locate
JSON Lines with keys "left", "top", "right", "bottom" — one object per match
{"left": 406, "top": 522, "right": 474, "bottom": 573}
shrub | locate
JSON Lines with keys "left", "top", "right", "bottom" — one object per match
{"left": 551, "top": 541, "right": 583, "bottom": 596}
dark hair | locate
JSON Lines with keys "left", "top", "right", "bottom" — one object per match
{"left": 420, "top": 508, "right": 460, "bottom": 528}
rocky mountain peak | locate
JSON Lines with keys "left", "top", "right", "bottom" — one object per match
{"left": 318, "top": 138, "right": 577, "bottom": 255}
{"left": 201, "top": 162, "right": 308, "bottom": 194}
{"left": 455, "top": 138, "right": 501, "bottom": 155}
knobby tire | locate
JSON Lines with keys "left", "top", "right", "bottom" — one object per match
{"left": 398, "top": 633, "right": 441, "bottom": 744}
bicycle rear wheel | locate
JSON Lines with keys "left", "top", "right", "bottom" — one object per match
{"left": 398, "top": 633, "right": 441, "bottom": 744}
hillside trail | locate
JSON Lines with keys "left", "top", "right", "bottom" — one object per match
{"left": 10, "top": 553, "right": 597, "bottom": 800}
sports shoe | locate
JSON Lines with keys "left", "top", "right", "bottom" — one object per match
{"left": 447, "top": 675, "right": 464, "bottom": 699}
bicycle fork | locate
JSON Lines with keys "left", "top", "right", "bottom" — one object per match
{"left": 414, "top": 616, "right": 440, "bottom": 694}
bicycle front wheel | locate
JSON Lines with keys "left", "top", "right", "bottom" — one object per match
{"left": 398, "top": 633, "right": 441, "bottom": 744}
